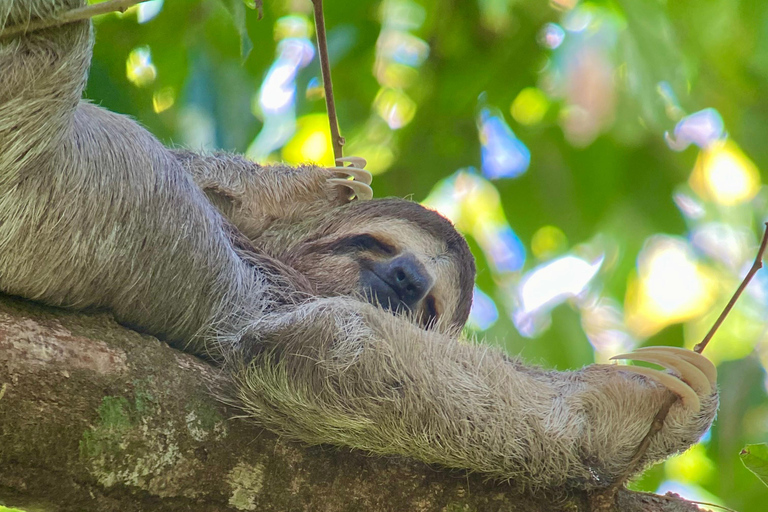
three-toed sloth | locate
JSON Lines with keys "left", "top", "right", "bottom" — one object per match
{"left": 0, "top": 0, "right": 717, "bottom": 492}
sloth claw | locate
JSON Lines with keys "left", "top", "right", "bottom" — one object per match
{"left": 610, "top": 347, "right": 717, "bottom": 412}
{"left": 336, "top": 156, "right": 368, "bottom": 169}
{"left": 328, "top": 178, "right": 373, "bottom": 201}
{"left": 326, "top": 156, "right": 373, "bottom": 201}
{"left": 328, "top": 166, "right": 373, "bottom": 185}
{"left": 633, "top": 345, "right": 717, "bottom": 385}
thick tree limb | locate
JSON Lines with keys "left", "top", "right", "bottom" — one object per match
{"left": 0, "top": 295, "right": 705, "bottom": 512}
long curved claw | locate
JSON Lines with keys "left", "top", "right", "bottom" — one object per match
{"left": 336, "top": 156, "right": 368, "bottom": 169}
{"left": 611, "top": 349, "right": 712, "bottom": 395}
{"left": 633, "top": 346, "right": 717, "bottom": 386}
{"left": 327, "top": 166, "right": 373, "bottom": 185}
{"left": 328, "top": 178, "right": 373, "bottom": 200}
{"left": 615, "top": 365, "right": 701, "bottom": 412}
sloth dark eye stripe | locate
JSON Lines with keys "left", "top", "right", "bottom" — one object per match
{"left": 330, "top": 234, "right": 397, "bottom": 255}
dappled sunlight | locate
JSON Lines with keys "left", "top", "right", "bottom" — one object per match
{"left": 625, "top": 237, "right": 716, "bottom": 338}
{"left": 424, "top": 170, "right": 526, "bottom": 273}
{"left": 152, "top": 87, "right": 175, "bottom": 114}
{"left": 478, "top": 107, "right": 531, "bottom": 179}
{"left": 530, "top": 225, "right": 568, "bottom": 260}
{"left": 665, "top": 108, "right": 726, "bottom": 152}
{"left": 580, "top": 296, "right": 636, "bottom": 361}
{"left": 281, "top": 114, "right": 334, "bottom": 166}
{"left": 689, "top": 141, "right": 761, "bottom": 206}
{"left": 248, "top": 14, "right": 315, "bottom": 161}
{"left": 467, "top": 287, "right": 499, "bottom": 332}
{"left": 375, "top": 88, "right": 417, "bottom": 129}
{"left": 511, "top": 87, "right": 550, "bottom": 126}
{"left": 125, "top": 46, "right": 156, "bottom": 87}
{"left": 137, "top": 0, "right": 163, "bottom": 24}
{"left": 664, "top": 444, "right": 716, "bottom": 485}
{"left": 514, "top": 254, "right": 603, "bottom": 337}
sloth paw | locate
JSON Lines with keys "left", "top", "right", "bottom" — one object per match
{"left": 327, "top": 156, "right": 373, "bottom": 201}
{"left": 610, "top": 346, "right": 717, "bottom": 412}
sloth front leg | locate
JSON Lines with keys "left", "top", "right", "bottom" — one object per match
{"left": 173, "top": 151, "right": 372, "bottom": 239}
{"left": 231, "top": 298, "right": 717, "bottom": 491}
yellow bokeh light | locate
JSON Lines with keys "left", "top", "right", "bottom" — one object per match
{"left": 625, "top": 237, "right": 716, "bottom": 338}
{"left": 281, "top": 114, "right": 334, "bottom": 166}
{"left": 374, "top": 88, "right": 417, "bottom": 130}
{"left": 152, "top": 87, "right": 175, "bottom": 113}
{"left": 689, "top": 140, "right": 760, "bottom": 206}
{"left": 125, "top": 46, "right": 156, "bottom": 88}
{"left": 531, "top": 225, "right": 567, "bottom": 259}
{"left": 274, "top": 15, "right": 313, "bottom": 41}
{"left": 664, "top": 444, "right": 715, "bottom": 484}
{"left": 511, "top": 87, "right": 550, "bottom": 126}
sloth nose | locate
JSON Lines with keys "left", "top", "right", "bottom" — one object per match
{"left": 387, "top": 255, "right": 433, "bottom": 308}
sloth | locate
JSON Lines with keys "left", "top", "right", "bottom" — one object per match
{"left": 0, "top": 0, "right": 718, "bottom": 493}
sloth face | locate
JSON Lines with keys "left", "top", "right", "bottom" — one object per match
{"left": 331, "top": 230, "right": 441, "bottom": 327}
{"left": 265, "top": 198, "right": 475, "bottom": 330}
{"left": 290, "top": 217, "right": 473, "bottom": 330}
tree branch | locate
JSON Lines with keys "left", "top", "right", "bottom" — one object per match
{"left": 0, "top": 0, "right": 148, "bottom": 40}
{"left": 311, "top": 0, "right": 345, "bottom": 161}
{"left": 0, "top": 294, "right": 709, "bottom": 511}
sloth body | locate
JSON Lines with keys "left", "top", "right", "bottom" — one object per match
{"left": 0, "top": 0, "right": 717, "bottom": 492}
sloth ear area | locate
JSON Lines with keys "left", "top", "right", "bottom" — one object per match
{"left": 609, "top": 347, "right": 717, "bottom": 412}
{"left": 326, "top": 156, "right": 373, "bottom": 201}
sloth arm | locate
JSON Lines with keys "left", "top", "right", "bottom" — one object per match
{"left": 234, "top": 298, "right": 717, "bottom": 490}
{"left": 173, "top": 150, "right": 372, "bottom": 240}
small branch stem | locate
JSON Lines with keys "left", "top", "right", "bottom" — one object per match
{"left": 694, "top": 222, "right": 768, "bottom": 353}
{"left": 595, "top": 222, "right": 768, "bottom": 508}
{"left": 0, "top": 0, "right": 147, "bottom": 40}
{"left": 311, "top": 0, "right": 344, "bottom": 161}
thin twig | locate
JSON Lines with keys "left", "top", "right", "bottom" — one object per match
{"left": 595, "top": 222, "right": 768, "bottom": 508}
{"left": 694, "top": 223, "right": 768, "bottom": 353}
{"left": 0, "top": 0, "right": 147, "bottom": 40}
{"left": 311, "top": 0, "right": 344, "bottom": 161}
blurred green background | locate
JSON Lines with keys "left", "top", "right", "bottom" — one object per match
{"left": 53, "top": 0, "right": 768, "bottom": 509}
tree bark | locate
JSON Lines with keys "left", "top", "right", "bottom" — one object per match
{"left": 0, "top": 295, "right": 704, "bottom": 512}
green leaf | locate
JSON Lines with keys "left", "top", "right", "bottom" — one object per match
{"left": 740, "top": 443, "right": 768, "bottom": 487}
{"left": 217, "top": 0, "right": 257, "bottom": 58}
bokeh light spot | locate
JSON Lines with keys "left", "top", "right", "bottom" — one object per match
{"left": 467, "top": 287, "right": 499, "bottom": 331}
{"left": 514, "top": 255, "right": 604, "bottom": 337}
{"left": 511, "top": 87, "right": 550, "bottom": 126}
{"left": 531, "top": 225, "right": 568, "bottom": 260}
{"left": 281, "top": 114, "right": 333, "bottom": 166}
{"left": 478, "top": 108, "right": 531, "bottom": 179}
{"left": 137, "top": 0, "right": 163, "bottom": 24}
{"left": 374, "top": 88, "right": 417, "bottom": 129}
{"left": 689, "top": 141, "right": 760, "bottom": 206}
{"left": 538, "top": 23, "right": 566, "bottom": 49}
{"left": 126, "top": 46, "right": 157, "bottom": 87}
{"left": 625, "top": 236, "right": 716, "bottom": 338}
{"left": 664, "top": 444, "right": 715, "bottom": 484}
{"left": 666, "top": 108, "right": 725, "bottom": 151}
{"left": 152, "top": 87, "right": 175, "bottom": 113}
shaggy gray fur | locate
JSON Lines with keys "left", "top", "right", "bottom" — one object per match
{"left": 0, "top": 0, "right": 717, "bottom": 491}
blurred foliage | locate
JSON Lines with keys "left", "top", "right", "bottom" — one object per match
{"left": 82, "top": 0, "right": 768, "bottom": 509}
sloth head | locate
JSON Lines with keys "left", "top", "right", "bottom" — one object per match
{"left": 262, "top": 198, "right": 475, "bottom": 330}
